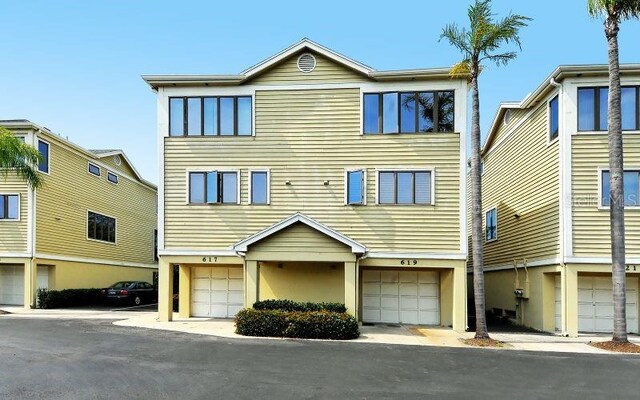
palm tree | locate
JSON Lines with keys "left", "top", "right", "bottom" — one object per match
{"left": 0, "top": 126, "right": 44, "bottom": 189}
{"left": 441, "top": 0, "right": 530, "bottom": 339}
{"left": 587, "top": 0, "right": 640, "bottom": 344}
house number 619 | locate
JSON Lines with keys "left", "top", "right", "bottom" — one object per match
{"left": 400, "top": 259, "right": 418, "bottom": 266}
{"left": 202, "top": 257, "right": 218, "bottom": 263}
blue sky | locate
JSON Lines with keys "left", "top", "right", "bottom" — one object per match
{"left": 1, "top": 0, "right": 639, "bottom": 184}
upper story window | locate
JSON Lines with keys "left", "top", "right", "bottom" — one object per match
{"left": 169, "top": 96, "right": 252, "bottom": 137}
{"left": 549, "top": 95, "right": 559, "bottom": 141}
{"left": 107, "top": 171, "right": 118, "bottom": 184}
{"left": 88, "top": 162, "right": 101, "bottom": 176}
{"left": 363, "top": 91, "right": 455, "bottom": 134}
{"left": 346, "top": 170, "right": 365, "bottom": 205}
{"left": 378, "top": 170, "right": 432, "bottom": 205}
{"left": 153, "top": 229, "right": 158, "bottom": 261}
{"left": 37, "top": 139, "right": 49, "bottom": 173}
{"left": 250, "top": 171, "right": 269, "bottom": 205}
{"left": 189, "top": 171, "right": 239, "bottom": 204}
{"left": 0, "top": 194, "right": 19, "bottom": 220}
{"left": 87, "top": 211, "right": 116, "bottom": 243}
{"left": 578, "top": 86, "right": 640, "bottom": 132}
{"left": 601, "top": 170, "right": 640, "bottom": 207}
{"left": 485, "top": 207, "right": 497, "bottom": 241}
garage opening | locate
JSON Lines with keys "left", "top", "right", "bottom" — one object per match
{"left": 191, "top": 266, "right": 244, "bottom": 318}
{"left": 0, "top": 265, "right": 24, "bottom": 305}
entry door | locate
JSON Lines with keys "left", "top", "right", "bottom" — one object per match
{"left": 362, "top": 270, "right": 440, "bottom": 325}
{"left": 191, "top": 267, "right": 244, "bottom": 318}
{"left": 0, "top": 265, "right": 24, "bottom": 305}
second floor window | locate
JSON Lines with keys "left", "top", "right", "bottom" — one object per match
{"left": 549, "top": 95, "right": 559, "bottom": 141}
{"left": 189, "top": 171, "right": 238, "bottom": 204}
{"left": 250, "top": 171, "right": 269, "bottom": 205}
{"left": 38, "top": 139, "right": 49, "bottom": 173}
{"left": 107, "top": 171, "right": 118, "bottom": 184}
{"left": 578, "top": 86, "right": 640, "bottom": 132}
{"left": 88, "top": 163, "right": 101, "bottom": 176}
{"left": 601, "top": 170, "right": 639, "bottom": 207}
{"left": 364, "top": 91, "right": 455, "bottom": 134}
{"left": 485, "top": 208, "right": 497, "bottom": 241}
{"left": 170, "top": 96, "right": 252, "bottom": 137}
{"left": 378, "top": 171, "right": 432, "bottom": 205}
{"left": 347, "top": 170, "right": 365, "bottom": 205}
{"left": 0, "top": 194, "right": 19, "bottom": 220}
{"left": 87, "top": 211, "right": 116, "bottom": 243}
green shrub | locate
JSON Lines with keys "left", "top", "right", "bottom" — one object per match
{"left": 235, "top": 308, "right": 359, "bottom": 340}
{"left": 37, "top": 288, "right": 103, "bottom": 309}
{"left": 253, "top": 299, "right": 347, "bottom": 313}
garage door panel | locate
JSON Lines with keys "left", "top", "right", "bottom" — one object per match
{"left": 627, "top": 304, "right": 637, "bottom": 317}
{"left": 381, "top": 310, "right": 399, "bottom": 323}
{"left": 419, "top": 298, "right": 439, "bottom": 310}
{"left": 227, "top": 305, "right": 243, "bottom": 316}
{"left": 362, "top": 295, "right": 380, "bottom": 308}
{"left": 419, "top": 284, "right": 438, "bottom": 297}
{"left": 193, "top": 268, "right": 211, "bottom": 278}
{"left": 594, "top": 277, "right": 611, "bottom": 289}
{"left": 381, "top": 283, "right": 398, "bottom": 295}
{"left": 191, "top": 303, "right": 210, "bottom": 316}
{"left": 211, "top": 279, "right": 228, "bottom": 291}
{"left": 228, "top": 279, "right": 243, "bottom": 291}
{"left": 399, "top": 283, "right": 417, "bottom": 296}
{"left": 578, "top": 289, "right": 593, "bottom": 302}
{"left": 362, "top": 270, "right": 380, "bottom": 282}
{"left": 419, "top": 271, "right": 438, "bottom": 284}
{"left": 210, "top": 268, "right": 228, "bottom": 278}
{"left": 193, "top": 279, "right": 210, "bottom": 290}
{"left": 594, "top": 289, "right": 612, "bottom": 303}
{"left": 399, "top": 271, "right": 417, "bottom": 283}
{"left": 363, "top": 309, "right": 381, "bottom": 321}
{"left": 363, "top": 283, "right": 380, "bottom": 295}
{"left": 420, "top": 311, "right": 439, "bottom": 325}
{"left": 381, "top": 296, "right": 399, "bottom": 309}
{"left": 228, "top": 291, "right": 244, "bottom": 304}
{"left": 381, "top": 271, "right": 399, "bottom": 283}
{"left": 228, "top": 268, "right": 243, "bottom": 279}
{"left": 578, "top": 277, "right": 593, "bottom": 289}
{"left": 192, "top": 290, "right": 211, "bottom": 302}
{"left": 578, "top": 303, "right": 593, "bottom": 317}
{"left": 210, "top": 291, "right": 228, "bottom": 303}
{"left": 400, "top": 311, "right": 419, "bottom": 324}
{"left": 399, "top": 296, "right": 418, "bottom": 309}
{"left": 0, "top": 265, "right": 24, "bottom": 305}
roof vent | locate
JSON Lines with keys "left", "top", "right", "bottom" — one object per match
{"left": 113, "top": 154, "right": 122, "bottom": 166}
{"left": 297, "top": 53, "right": 316, "bottom": 73}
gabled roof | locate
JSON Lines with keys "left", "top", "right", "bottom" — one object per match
{"left": 89, "top": 148, "right": 146, "bottom": 182}
{"left": 142, "top": 38, "right": 468, "bottom": 88}
{"left": 232, "top": 212, "right": 367, "bottom": 254}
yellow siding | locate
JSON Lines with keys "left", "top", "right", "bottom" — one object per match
{"left": 36, "top": 137, "right": 157, "bottom": 265}
{"left": 98, "top": 155, "right": 138, "bottom": 179}
{"left": 481, "top": 104, "right": 560, "bottom": 266}
{"left": 248, "top": 50, "right": 370, "bottom": 85}
{"left": 488, "top": 108, "right": 529, "bottom": 147}
{"left": 249, "top": 222, "right": 351, "bottom": 254}
{"left": 0, "top": 175, "right": 28, "bottom": 253}
{"left": 39, "top": 258, "right": 155, "bottom": 289}
{"left": 164, "top": 88, "right": 462, "bottom": 252}
{"left": 259, "top": 261, "right": 345, "bottom": 303}
{"left": 571, "top": 134, "right": 640, "bottom": 256}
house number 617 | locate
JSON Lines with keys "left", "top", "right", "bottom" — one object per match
{"left": 202, "top": 257, "right": 218, "bottom": 262}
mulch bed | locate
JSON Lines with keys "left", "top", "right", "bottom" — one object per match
{"left": 461, "top": 338, "right": 505, "bottom": 348}
{"left": 590, "top": 341, "right": 640, "bottom": 353}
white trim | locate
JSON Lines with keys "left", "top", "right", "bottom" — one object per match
{"left": 296, "top": 52, "right": 317, "bottom": 73}
{"left": 0, "top": 252, "right": 32, "bottom": 259}
{"left": 87, "top": 161, "right": 101, "bottom": 177}
{"left": 374, "top": 168, "right": 436, "bottom": 206}
{"left": 158, "top": 87, "right": 166, "bottom": 252}
{"left": 35, "top": 252, "right": 157, "bottom": 269}
{"left": 158, "top": 249, "right": 238, "bottom": 257}
{"left": 484, "top": 258, "right": 561, "bottom": 272}
{"left": 36, "top": 137, "right": 50, "bottom": 175}
{"left": 365, "top": 252, "right": 467, "bottom": 260}
{"left": 248, "top": 169, "right": 270, "bottom": 205}
{"left": 232, "top": 212, "right": 367, "bottom": 253}
{"left": 560, "top": 81, "right": 572, "bottom": 260}
{"left": 484, "top": 206, "right": 498, "bottom": 243}
{"left": 106, "top": 170, "right": 119, "bottom": 185}
{"left": 0, "top": 193, "right": 21, "bottom": 222}
{"left": 547, "top": 94, "right": 560, "bottom": 146}
{"left": 566, "top": 256, "right": 640, "bottom": 265}
{"left": 597, "top": 167, "right": 640, "bottom": 209}
{"left": 344, "top": 168, "right": 367, "bottom": 206}
{"left": 86, "top": 209, "right": 117, "bottom": 245}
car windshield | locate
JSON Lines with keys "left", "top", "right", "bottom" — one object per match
{"left": 109, "top": 282, "right": 134, "bottom": 289}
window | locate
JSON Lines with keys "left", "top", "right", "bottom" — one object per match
{"left": 88, "top": 163, "right": 101, "bottom": 176}
{"left": 601, "top": 170, "right": 640, "bottom": 207}
{"left": 346, "top": 170, "right": 365, "bottom": 205}
{"left": 377, "top": 171, "right": 432, "bottom": 205}
{"left": 363, "top": 91, "right": 454, "bottom": 134}
{"left": 38, "top": 140, "right": 49, "bottom": 173}
{"left": 153, "top": 229, "right": 158, "bottom": 261}
{"left": 189, "top": 171, "right": 238, "bottom": 204}
{"left": 549, "top": 95, "right": 559, "bottom": 141}
{"left": 250, "top": 171, "right": 269, "bottom": 204}
{"left": 578, "top": 86, "right": 640, "bottom": 131}
{"left": 169, "top": 96, "right": 252, "bottom": 136}
{"left": 486, "top": 208, "right": 497, "bottom": 241}
{"left": 0, "top": 194, "right": 19, "bottom": 220}
{"left": 107, "top": 171, "right": 118, "bottom": 184}
{"left": 87, "top": 211, "right": 116, "bottom": 243}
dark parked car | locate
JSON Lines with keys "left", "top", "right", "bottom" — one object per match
{"left": 101, "top": 281, "right": 157, "bottom": 306}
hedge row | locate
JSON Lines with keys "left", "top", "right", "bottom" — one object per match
{"left": 37, "top": 288, "right": 103, "bottom": 309}
{"left": 235, "top": 309, "right": 359, "bottom": 340}
{"left": 253, "top": 299, "right": 347, "bottom": 314}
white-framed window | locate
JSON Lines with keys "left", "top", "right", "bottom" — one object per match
{"left": 153, "top": 229, "right": 158, "bottom": 261}
{"left": 345, "top": 169, "right": 366, "bottom": 205}
{"left": 0, "top": 194, "right": 20, "bottom": 221}
{"left": 107, "top": 171, "right": 118, "bottom": 184}
{"left": 549, "top": 95, "right": 559, "bottom": 142}
{"left": 485, "top": 207, "right": 497, "bottom": 242}
{"left": 249, "top": 170, "right": 270, "bottom": 205}
{"left": 37, "top": 139, "right": 50, "bottom": 174}
{"left": 169, "top": 96, "right": 253, "bottom": 136}
{"left": 376, "top": 169, "right": 434, "bottom": 205}
{"left": 87, "top": 210, "right": 116, "bottom": 244}
{"left": 600, "top": 169, "right": 640, "bottom": 207}
{"left": 188, "top": 170, "right": 239, "bottom": 204}
{"left": 88, "top": 162, "right": 101, "bottom": 177}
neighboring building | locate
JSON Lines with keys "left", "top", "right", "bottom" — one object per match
{"left": 476, "top": 64, "right": 640, "bottom": 336}
{"left": 144, "top": 39, "right": 468, "bottom": 330}
{"left": 0, "top": 120, "right": 158, "bottom": 307}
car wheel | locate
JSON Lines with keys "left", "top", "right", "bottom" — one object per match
{"left": 134, "top": 296, "right": 142, "bottom": 306}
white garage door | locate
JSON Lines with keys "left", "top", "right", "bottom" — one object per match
{"left": 0, "top": 265, "right": 24, "bottom": 305}
{"left": 191, "top": 267, "right": 244, "bottom": 318}
{"left": 362, "top": 270, "right": 440, "bottom": 325}
{"left": 555, "top": 276, "right": 638, "bottom": 333}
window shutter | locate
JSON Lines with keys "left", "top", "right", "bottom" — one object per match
{"left": 206, "top": 171, "right": 218, "bottom": 203}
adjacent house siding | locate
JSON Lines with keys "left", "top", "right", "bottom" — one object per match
{"left": 572, "top": 134, "right": 640, "bottom": 257}
{"left": 35, "top": 137, "right": 157, "bottom": 264}
{"left": 99, "top": 156, "right": 138, "bottom": 179}
{"left": 248, "top": 51, "right": 371, "bottom": 85}
{"left": 164, "top": 88, "right": 462, "bottom": 252}
{"left": 487, "top": 108, "right": 529, "bottom": 148}
{"left": 0, "top": 175, "right": 28, "bottom": 253}
{"left": 481, "top": 104, "right": 560, "bottom": 267}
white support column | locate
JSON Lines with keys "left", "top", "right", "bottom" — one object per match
{"left": 23, "top": 259, "right": 35, "bottom": 309}
{"left": 344, "top": 261, "right": 357, "bottom": 317}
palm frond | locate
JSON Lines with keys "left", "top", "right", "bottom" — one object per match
{"left": 588, "top": 0, "right": 640, "bottom": 20}
{"left": 440, "top": 23, "right": 472, "bottom": 57}
{"left": 0, "top": 126, "right": 44, "bottom": 189}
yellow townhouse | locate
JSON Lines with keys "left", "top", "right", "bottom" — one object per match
{"left": 477, "top": 64, "right": 640, "bottom": 336}
{"left": 0, "top": 120, "right": 158, "bottom": 307}
{"left": 143, "top": 39, "right": 469, "bottom": 330}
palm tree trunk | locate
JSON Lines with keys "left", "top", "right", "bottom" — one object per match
{"left": 470, "top": 68, "right": 489, "bottom": 339}
{"left": 605, "top": 15, "right": 628, "bottom": 343}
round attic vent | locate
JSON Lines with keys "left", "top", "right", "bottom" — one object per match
{"left": 297, "top": 53, "right": 316, "bottom": 73}
{"left": 113, "top": 154, "right": 122, "bottom": 166}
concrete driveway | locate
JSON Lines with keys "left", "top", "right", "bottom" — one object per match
{"left": 2, "top": 317, "right": 640, "bottom": 400}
